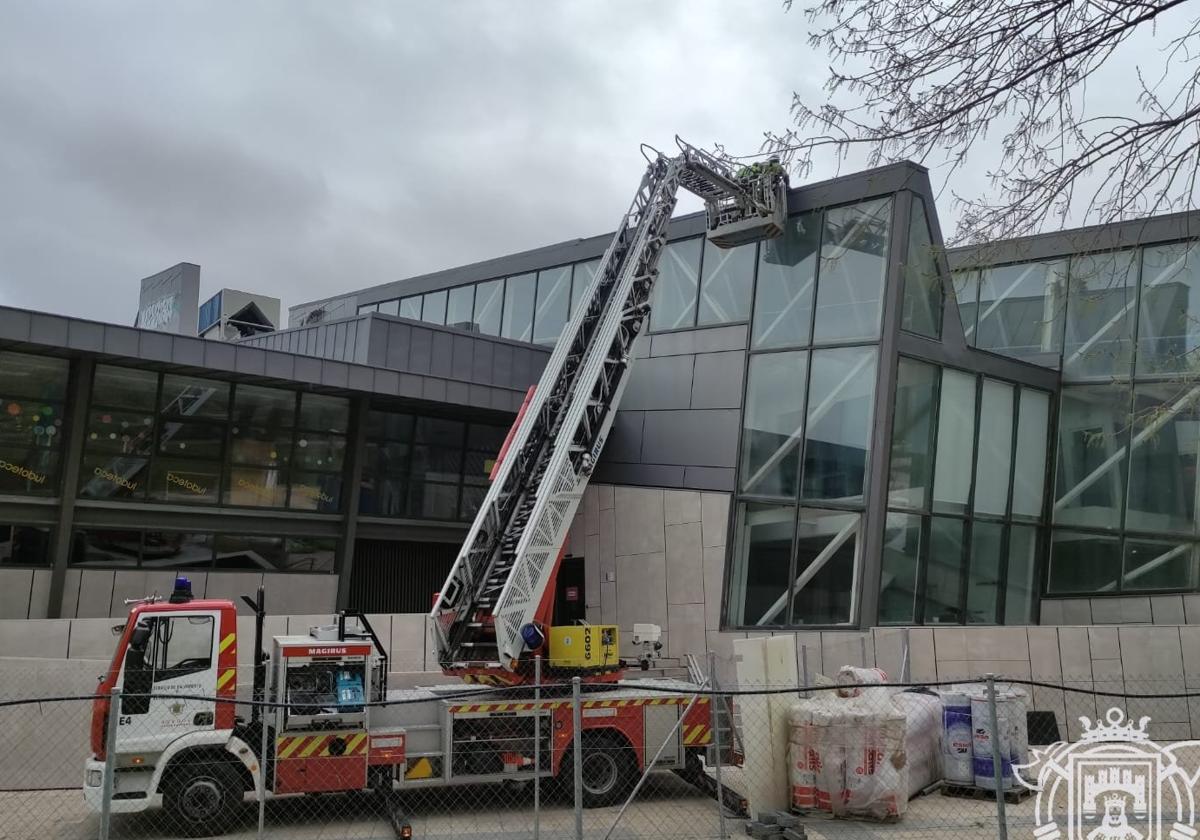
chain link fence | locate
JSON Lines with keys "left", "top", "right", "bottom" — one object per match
{"left": 3, "top": 666, "right": 1199, "bottom": 840}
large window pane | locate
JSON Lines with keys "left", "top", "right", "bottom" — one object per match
{"left": 230, "top": 427, "right": 293, "bottom": 467}
{"left": 422, "top": 289, "right": 447, "bottom": 326}
{"left": 813, "top": 198, "right": 891, "bottom": 342}
{"left": 973, "top": 379, "right": 1014, "bottom": 515}
{"left": 1123, "top": 538, "right": 1195, "bottom": 591}
{"left": 378, "top": 299, "right": 399, "bottom": 316}
{"left": 473, "top": 279, "right": 503, "bottom": 336}
{"left": 1012, "top": 389, "right": 1050, "bottom": 521}
{"left": 149, "top": 459, "right": 221, "bottom": 504}
{"left": 953, "top": 270, "right": 979, "bottom": 343}
{"left": 888, "top": 359, "right": 938, "bottom": 510}
{"left": 932, "top": 370, "right": 977, "bottom": 513}
{"left": 802, "top": 347, "right": 877, "bottom": 504}
{"left": 698, "top": 241, "right": 754, "bottom": 326}
{"left": 880, "top": 512, "right": 922, "bottom": 624}
{"left": 406, "top": 482, "right": 460, "bottom": 520}
{"left": 284, "top": 537, "right": 336, "bottom": 573}
{"left": 293, "top": 433, "right": 345, "bottom": 472}
{"left": 1126, "top": 382, "right": 1200, "bottom": 534}
{"left": 225, "top": 467, "right": 287, "bottom": 507}
{"left": 158, "top": 420, "right": 224, "bottom": 460}
{"left": 923, "top": 516, "right": 965, "bottom": 623}
{"left": 753, "top": 212, "right": 818, "bottom": 349}
{"left": 1138, "top": 242, "right": 1200, "bottom": 374}
{"left": 789, "top": 509, "right": 858, "bottom": 625}
{"left": 79, "top": 453, "right": 147, "bottom": 500}
{"left": 533, "top": 266, "right": 571, "bottom": 345}
{"left": 160, "top": 374, "right": 229, "bottom": 420}
{"left": 1048, "top": 530, "right": 1121, "bottom": 594}
{"left": 399, "top": 296, "right": 422, "bottom": 320}
{"left": 649, "top": 239, "right": 702, "bottom": 332}
{"left": 289, "top": 472, "right": 342, "bottom": 513}
{"left": 900, "top": 197, "right": 943, "bottom": 338}
{"left": 141, "top": 532, "right": 214, "bottom": 569}
{"left": 0, "top": 354, "right": 67, "bottom": 497}
{"left": 298, "top": 393, "right": 349, "bottom": 434}
{"left": 728, "top": 501, "right": 796, "bottom": 626}
{"left": 0, "top": 351, "right": 68, "bottom": 402}
{"left": 1004, "top": 525, "right": 1039, "bottom": 624}
{"left": 966, "top": 521, "right": 1004, "bottom": 623}
{"left": 975, "top": 261, "right": 1068, "bottom": 361}
{"left": 1054, "top": 383, "right": 1131, "bottom": 529}
{"left": 0, "top": 525, "right": 51, "bottom": 567}
{"left": 71, "top": 529, "right": 141, "bottom": 566}
{"left": 572, "top": 260, "right": 601, "bottom": 317}
{"left": 233, "top": 384, "right": 296, "bottom": 429}
{"left": 93, "top": 365, "right": 157, "bottom": 411}
{"left": 446, "top": 285, "right": 475, "bottom": 329}
{"left": 501, "top": 273, "right": 535, "bottom": 342}
{"left": 739, "top": 351, "right": 807, "bottom": 498}
{"left": 213, "top": 534, "right": 286, "bottom": 570}
{"left": 1063, "top": 250, "right": 1138, "bottom": 379}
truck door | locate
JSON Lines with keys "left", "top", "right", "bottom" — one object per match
{"left": 115, "top": 612, "right": 219, "bottom": 755}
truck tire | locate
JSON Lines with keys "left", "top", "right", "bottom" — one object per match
{"left": 164, "top": 759, "right": 243, "bottom": 837}
{"left": 561, "top": 733, "right": 638, "bottom": 808}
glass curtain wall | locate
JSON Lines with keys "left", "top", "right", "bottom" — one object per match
{"left": 81, "top": 365, "right": 349, "bottom": 513}
{"left": 727, "top": 199, "right": 891, "bottom": 629}
{"left": 1048, "top": 241, "right": 1200, "bottom": 596}
{"left": 882, "top": 357, "right": 1051, "bottom": 625}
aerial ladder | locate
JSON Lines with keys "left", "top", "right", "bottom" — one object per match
{"left": 430, "top": 138, "right": 788, "bottom": 685}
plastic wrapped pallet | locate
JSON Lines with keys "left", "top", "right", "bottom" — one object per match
{"left": 892, "top": 691, "right": 943, "bottom": 797}
{"left": 939, "top": 689, "right": 973, "bottom": 784}
{"left": 788, "top": 704, "right": 818, "bottom": 810}
{"left": 842, "top": 706, "right": 907, "bottom": 819}
{"left": 967, "top": 685, "right": 1028, "bottom": 790}
{"left": 835, "top": 666, "right": 888, "bottom": 698}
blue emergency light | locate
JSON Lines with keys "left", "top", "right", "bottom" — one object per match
{"left": 168, "top": 575, "right": 194, "bottom": 603}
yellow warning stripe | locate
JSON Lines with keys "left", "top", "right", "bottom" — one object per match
{"left": 450, "top": 696, "right": 699, "bottom": 714}
{"left": 216, "top": 668, "right": 236, "bottom": 690}
{"left": 275, "top": 732, "right": 370, "bottom": 759}
{"left": 219, "top": 633, "right": 236, "bottom": 654}
{"left": 683, "top": 724, "right": 712, "bottom": 746}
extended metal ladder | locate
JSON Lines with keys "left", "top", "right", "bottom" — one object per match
{"left": 430, "top": 139, "right": 786, "bottom": 674}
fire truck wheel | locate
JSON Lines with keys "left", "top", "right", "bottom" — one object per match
{"left": 565, "top": 734, "right": 637, "bottom": 808}
{"left": 164, "top": 760, "right": 242, "bottom": 836}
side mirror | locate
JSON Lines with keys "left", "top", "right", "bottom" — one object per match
{"left": 130, "top": 623, "right": 151, "bottom": 651}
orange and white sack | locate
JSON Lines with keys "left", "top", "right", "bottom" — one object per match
{"left": 842, "top": 707, "right": 907, "bottom": 819}
{"left": 836, "top": 666, "right": 888, "bottom": 698}
{"left": 788, "top": 704, "right": 819, "bottom": 810}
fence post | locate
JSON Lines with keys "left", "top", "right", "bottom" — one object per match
{"left": 709, "top": 651, "right": 727, "bottom": 840}
{"left": 99, "top": 686, "right": 120, "bottom": 840}
{"left": 257, "top": 703, "right": 270, "bottom": 840}
{"left": 572, "top": 676, "right": 583, "bottom": 840}
{"left": 986, "top": 674, "right": 1009, "bottom": 840}
{"left": 534, "top": 654, "right": 542, "bottom": 840}
{"left": 799, "top": 645, "right": 809, "bottom": 698}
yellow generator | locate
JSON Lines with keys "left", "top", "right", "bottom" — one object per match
{"left": 548, "top": 624, "right": 619, "bottom": 671}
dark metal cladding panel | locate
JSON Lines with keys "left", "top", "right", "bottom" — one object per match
{"left": 639, "top": 409, "right": 739, "bottom": 468}
{"left": 602, "top": 411, "right": 644, "bottom": 463}
{"left": 139, "top": 331, "right": 172, "bottom": 361}
{"left": 493, "top": 344, "right": 514, "bottom": 387}
{"left": 348, "top": 364, "right": 374, "bottom": 393}
{"left": 294, "top": 355, "right": 323, "bottom": 384}
{"left": 621, "top": 355, "right": 694, "bottom": 411}
{"left": 409, "top": 328, "right": 433, "bottom": 375}
{"left": 649, "top": 325, "right": 748, "bottom": 358}
{"left": 172, "top": 337, "right": 206, "bottom": 367}
{"left": 385, "top": 322, "right": 411, "bottom": 370}
{"left": 471, "top": 341, "right": 494, "bottom": 385}
{"left": 235, "top": 346, "right": 268, "bottom": 376}
{"left": 66, "top": 320, "right": 104, "bottom": 352}
{"left": 446, "top": 381, "right": 470, "bottom": 405}
{"left": 321, "top": 360, "right": 350, "bottom": 389}
{"left": 690, "top": 350, "right": 746, "bottom": 410}
{"left": 29, "top": 314, "right": 69, "bottom": 347}
{"left": 398, "top": 373, "right": 423, "bottom": 398}
{"left": 681, "top": 466, "right": 736, "bottom": 492}
{"left": 451, "top": 335, "right": 474, "bottom": 381}
{"left": 373, "top": 368, "right": 400, "bottom": 395}
{"left": 264, "top": 352, "right": 295, "bottom": 381}
{"left": 0, "top": 308, "right": 32, "bottom": 342}
{"left": 422, "top": 377, "right": 447, "bottom": 403}
{"left": 430, "top": 331, "right": 453, "bottom": 378}
{"left": 591, "top": 462, "right": 687, "bottom": 489}
{"left": 203, "top": 341, "right": 237, "bottom": 372}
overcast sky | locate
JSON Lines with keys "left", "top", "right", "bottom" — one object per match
{"left": 0, "top": 1, "right": 1165, "bottom": 326}
{"left": 0, "top": 2, "right": 834, "bottom": 324}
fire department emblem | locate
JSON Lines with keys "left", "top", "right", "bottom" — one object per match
{"left": 169, "top": 702, "right": 184, "bottom": 716}
{"left": 1017, "top": 708, "right": 1200, "bottom": 840}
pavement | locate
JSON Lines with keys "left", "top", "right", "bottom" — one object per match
{"left": 0, "top": 779, "right": 1032, "bottom": 840}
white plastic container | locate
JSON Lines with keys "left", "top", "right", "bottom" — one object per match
{"left": 969, "top": 688, "right": 1027, "bottom": 790}
{"left": 940, "top": 690, "right": 974, "bottom": 784}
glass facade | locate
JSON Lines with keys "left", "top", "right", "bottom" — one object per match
{"left": 359, "top": 409, "right": 507, "bottom": 522}
{"left": 882, "top": 357, "right": 1051, "bottom": 625}
{"left": 728, "top": 198, "right": 891, "bottom": 628}
{"left": 69, "top": 528, "right": 335, "bottom": 573}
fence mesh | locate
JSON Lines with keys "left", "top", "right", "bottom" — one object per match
{"left": 4, "top": 669, "right": 1199, "bottom": 840}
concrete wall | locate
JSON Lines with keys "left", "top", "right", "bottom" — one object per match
{"left": 0, "top": 569, "right": 338, "bottom": 620}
